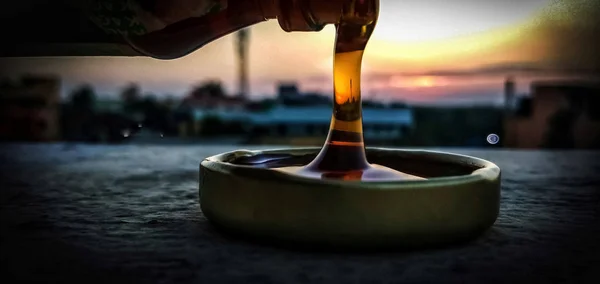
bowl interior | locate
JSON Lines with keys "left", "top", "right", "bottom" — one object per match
{"left": 221, "top": 147, "right": 490, "bottom": 179}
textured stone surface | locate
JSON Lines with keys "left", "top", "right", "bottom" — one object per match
{"left": 1, "top": 144, "right": 599, "bottom": 284}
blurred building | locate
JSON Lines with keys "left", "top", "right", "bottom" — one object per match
{"left": 248, "top": 106, "right": 413, "bottom": 145}
{"left": 504, "top": 76, "right": 516, "bottom": 113}
{"left": 0, "top": 76, "right": 61, "bottom": 141}
{"left": 190, "top": 105, "right": 414, "bottom": 145}
{"left": 181, "top": 81, "right": 412, "bottom": 144}
{"left": 182, "top": 88, "right": 246, "bottom": 111}
{"left": 277, "top": 82, "right": 331, "bottom": 106}
{"left": 504, "top": 80, "right": 600, "bottom": 149}
{"left": 277, "top": 83, "right": 299, "bottom": 102}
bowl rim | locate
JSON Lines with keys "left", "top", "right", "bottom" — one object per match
{"left": 201, "top": 147, "right": 501, "bottom": 190}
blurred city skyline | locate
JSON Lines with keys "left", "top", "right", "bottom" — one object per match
{"left": 0, "top": 0, "right": 598, "bottom": 105}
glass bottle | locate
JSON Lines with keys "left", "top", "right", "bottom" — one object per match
{"left": 112, "top": 0, "right": 368, "bottom": 59}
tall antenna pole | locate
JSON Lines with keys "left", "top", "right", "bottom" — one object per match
{"left": 236, "top": 28, "right": 250, "bottom": 99}
{"left": 504, "top": 76, "right": 515, "bottom": 115}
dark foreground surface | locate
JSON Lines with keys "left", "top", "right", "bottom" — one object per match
{"left": 1, "top": 144, "right": 599, "bottom": 284}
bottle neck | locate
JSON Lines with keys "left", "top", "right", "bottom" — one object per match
{"left": 275, "top": 0, "right": 378, "bottom": 32}
{"left": 117, "top": 0, "right": 348, "bottom": 59}
{"left": 80, "top": 0, "right": 367, "bottom": 59}
{"left": 269, "top": 0, "right": 362, "bottom": 32}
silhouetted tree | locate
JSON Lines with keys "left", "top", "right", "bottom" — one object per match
{"left": 141, "top": 95, "right": 159, "bottom": 125}
{"left": 141, "top": 95, "right": 158, "bottom": 110}
{"left": 121, "top": 83, "right": 142, "bottom": 113}
{"left": 61, "top": 85, "right": 98, "bottom": 141}
{"left": 69, "top": 85, "right": 96, "bottom": 112}
{"left": 190, "top": 80, "right": 227, "bottom": 99}
{"left": 162, "top": 95, "right": 176, "bottom": 110}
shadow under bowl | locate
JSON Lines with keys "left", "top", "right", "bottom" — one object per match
{"left": 199, "top": 147, "right": 501, "bottom": 250}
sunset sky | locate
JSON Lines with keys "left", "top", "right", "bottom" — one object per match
{"left": 0, "top": 0, "right": 598, "bottom": 104}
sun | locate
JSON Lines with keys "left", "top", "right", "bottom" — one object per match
{"left": 415, "top": 76, "right": 435, "bottom": 87}
{"left": 388, "top": 76, "right": 447, "bottom": 89}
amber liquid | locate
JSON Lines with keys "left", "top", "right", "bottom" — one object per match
{"left": 277, "top": 0, "right": 424, "bottom": 181}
